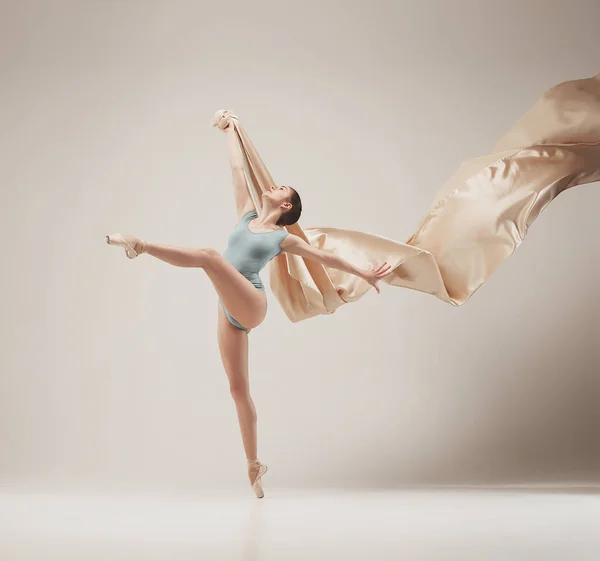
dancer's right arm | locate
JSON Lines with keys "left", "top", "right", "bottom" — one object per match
{"left": 226, "top": 122, "right": 255, "bottom": 218}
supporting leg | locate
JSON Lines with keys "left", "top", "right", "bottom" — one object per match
{"left": 216, "top": 303, "right": 262, "bottom": 485}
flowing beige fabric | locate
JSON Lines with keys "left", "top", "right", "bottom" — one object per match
{"left": 213, "top": 73, "right": 600, "bottom": 323}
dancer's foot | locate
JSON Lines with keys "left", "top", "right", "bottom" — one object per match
{"left": 247, "top": 458, "right": 268, "bottom": 499}
{"left": 105, "top": 233, "right": 146, "bottom": 259}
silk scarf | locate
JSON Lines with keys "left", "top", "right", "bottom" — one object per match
{"left": 212, "top": 73, "right": 600, "bottom": 323}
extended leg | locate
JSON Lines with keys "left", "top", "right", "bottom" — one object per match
{"left": 141, "top": 241, "right": 208, "bottom": 268}
{"left": 132, "top": 240, "right": 267, "bottom": 329}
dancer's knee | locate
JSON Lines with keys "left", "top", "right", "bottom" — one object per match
{"left": 229, "top": 382, "right": 250, "bottom": 401}
{"left": 199, "top": 247, "right": 221, "bottom": 267}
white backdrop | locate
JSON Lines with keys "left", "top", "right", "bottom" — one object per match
{"left": 1, "top": 0, "right": 598, "bottom": 493}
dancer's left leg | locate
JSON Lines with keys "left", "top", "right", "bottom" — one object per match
{"left": 216, "top": 303, "right": 262, "bottom": 481}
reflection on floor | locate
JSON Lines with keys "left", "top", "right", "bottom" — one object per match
{"left": 1, "top": 487, "right": 599, "bottom": 561}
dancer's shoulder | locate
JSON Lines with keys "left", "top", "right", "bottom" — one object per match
{"left": 237, "top": 207, "right": 258, "bottom": 223}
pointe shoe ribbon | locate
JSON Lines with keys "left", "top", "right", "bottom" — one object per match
{"left": 248, "top": 459, "right": 268, "bottom": 499}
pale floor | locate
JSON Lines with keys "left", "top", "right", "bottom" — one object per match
{"left": 1, "top": 487, "right": 599, "bottom": 561}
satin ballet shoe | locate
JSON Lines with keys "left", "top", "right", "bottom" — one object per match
{"left": 105, "top": 233, "right": 145, "bottom": 259}
{"left": 248, "top": 459, "right": 268, "bottom": 499}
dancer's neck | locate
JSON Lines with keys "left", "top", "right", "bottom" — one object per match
{"left": 253, "top": 206, "right": 281, "bottom": 230}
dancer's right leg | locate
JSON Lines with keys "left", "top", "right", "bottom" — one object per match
{"left": 106, "top": 234, "right": 266, "bottom": 328}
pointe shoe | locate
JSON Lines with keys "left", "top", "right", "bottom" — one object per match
{"left": 105, "top": 233, "right": 145, "bottom": 259}
{"left": 248, "top": 459, "right": 268, "bottom": 499}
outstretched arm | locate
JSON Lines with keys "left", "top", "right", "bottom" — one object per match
{"left": 226, "top": 121, "right": 255, "bottom": 218}
{"left": 280, "top": 234, "right": 392, "bottom": 293}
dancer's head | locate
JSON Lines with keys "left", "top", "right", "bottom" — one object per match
{"left": 263, "top": 185, "right": 302, "bottom": 226}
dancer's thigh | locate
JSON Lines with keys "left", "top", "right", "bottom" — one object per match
{"left": 203, "top": 249, "right": 267, "bottom": 329}
{"left": 217, "top": 302, "right": 250, "bottom": 394}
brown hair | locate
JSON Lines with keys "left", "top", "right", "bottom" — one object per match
{"left": 276, "top": 186, "right": 302, "bottom": 227}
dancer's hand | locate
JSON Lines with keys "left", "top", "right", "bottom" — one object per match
{"left": 212, "top": 109, "right": 237, "bottom": 131}
{"left": 361, "top": 261, "right": 392, "bottom": 294}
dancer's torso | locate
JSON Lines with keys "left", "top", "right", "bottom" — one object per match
{"left": 223, "top": 210, "right": 289, "bottom": 290}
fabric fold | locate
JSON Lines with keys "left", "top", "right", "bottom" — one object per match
{"left": 213, "top": 73, "right": 600, "bottom": 322}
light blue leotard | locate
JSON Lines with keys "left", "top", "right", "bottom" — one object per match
{"left": 219, "top": 209, "right": 289, "bottom": 332}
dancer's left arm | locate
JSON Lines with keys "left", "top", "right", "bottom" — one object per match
{"left": 280, "top": 235, "right": 392, "bottom": 293}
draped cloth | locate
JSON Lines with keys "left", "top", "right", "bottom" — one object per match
{"left": 212, "top": 73, "right": 600, "bottom": 323}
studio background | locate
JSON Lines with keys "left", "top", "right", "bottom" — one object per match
{"left": 1, "top": 0, "right": 598, "bottom": 493}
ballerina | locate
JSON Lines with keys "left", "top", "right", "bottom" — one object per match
{"left": 105, "top": 115, "right": 392, "bottom": 498}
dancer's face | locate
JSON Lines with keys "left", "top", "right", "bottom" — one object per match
{"left": 264, "top": 185, "right": 293, "bottom": 212}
